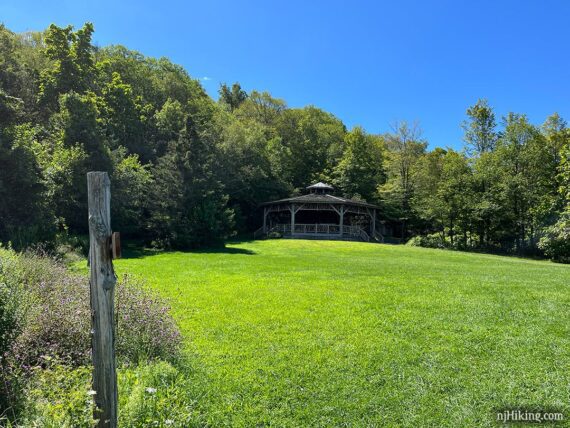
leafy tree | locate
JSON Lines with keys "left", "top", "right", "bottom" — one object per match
{"left": 379, "top": 121, "right": 427, "bottom": 235}
{"left": 99, "top": 72, "right": 148, "bottom": 158}
{"left": 219, "top": 82, "right": 248, "bottom": 111}
{"left": 462, "top": 99, "right": 497, "bottom": 155}
{"left": 215, "top": 111, "right": 287, "bottom": 231}
{"left": 275, "top": 106, "right": 346, "bottom": 189}
{"left": 471, "top": 151, "right": 509, "bottom": 248}
{"left": 2, "top": 20, "right": 570, "bottom": 259}
{"left": 412, "top": 148, "right": 447, "bottom": 237}
{"left": 495, "top": 113, "right": 553, "bottom": 253}
{"left": 236, "top": 90, "right": 286, "bottom": 128}
{"left": 438, "top": 151, "right": 474, "bottom": 247}
{"left": 333, "top": 127, "right": 384, "bottom": 201}
{"left": 55, "top": 91, "right": 110, "bottom": 171}
{"left": 39, "top": 23, "right": 95, "bottom": 110}
{"left": 539, "top": 139, "right": 570, "bottom": 262}
{"left": 148, "top": 118, "right": 234, "bottom": 248}
{"left": 110, "top": 148, "right": 152, "bottom": 236}
{"left": 0, "top": 124, "right": 53, "bottom": 247}
{"left": 155, "top": 98, "right": 186, "bottom": 142}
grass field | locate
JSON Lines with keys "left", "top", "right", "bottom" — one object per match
{"left": 113, "top": 240, "right": 570, "bottom": 426}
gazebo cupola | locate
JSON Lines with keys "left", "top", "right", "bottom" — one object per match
{"left": 257, "top": 182, "right": 384, "bottom": 243}
{"left": 306, "top": 182, "right": 334, "bottom": 195}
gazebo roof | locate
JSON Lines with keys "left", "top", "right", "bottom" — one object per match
{"left": 260, "top": 192, "right": 379, "bottom": 209}
{"left": 306, "top": 182, "right": 334, "bottom": 191}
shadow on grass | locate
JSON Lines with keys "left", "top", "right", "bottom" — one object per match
{"left": 121, "top": 242, "right": 256, "bottom": 259}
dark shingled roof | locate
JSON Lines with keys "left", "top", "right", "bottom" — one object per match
{"left": 260, "top": 193, "right": 379, "bottom": 209}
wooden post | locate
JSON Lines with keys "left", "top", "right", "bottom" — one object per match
{"left": 372, "top": 208, "right": 376, "bottom": 237}
{"left": 339, "top": 205, "right": 344, "bottom": 237}
{"left": 87, "top": 172, "right": 118, "bottom": 428}
{"left": 263, "top": 207, "right": 267, "bottom": 233}
{"left": 291, "top": 204, "right": 296, "bottom": 235}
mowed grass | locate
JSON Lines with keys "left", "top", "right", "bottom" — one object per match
{"left": 113, "top": 240, "right": 570, "bottom": 427}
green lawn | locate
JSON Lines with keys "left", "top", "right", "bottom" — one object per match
{"left": 114, "top": 240, "right": 570, "bottom": 427}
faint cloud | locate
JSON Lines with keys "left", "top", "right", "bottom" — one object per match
{"left": 201, "top": 76, "right": 212, "bottom": 81}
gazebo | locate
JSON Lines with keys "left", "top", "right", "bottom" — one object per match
{"left": 256, "top": 182, "right": 384, "bottom": 242}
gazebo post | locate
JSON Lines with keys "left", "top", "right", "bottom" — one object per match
{"left": 372, "top": 208, "right": 376, "bottom": 237}
{"left": 263, "top": 206, "right": 267, "bottom": 233}
{"left": 339, "top": 205, "right": 344, "bottom": 237}
{"left": 291, "top": 203, "right": 296, "bottom": 236}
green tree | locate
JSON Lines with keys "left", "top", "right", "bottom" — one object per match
{"left": 219, "top": 82, "right": 248, "bottom": 111}
{"left": 149, "top": 118, "right": 234, "bottom": 248}
{"left": 539, "top": 139, "right": 570, "bottom": 262}
{"left": 495, "top": 113, "right": 552, "bottom": 252}
{"left": 412, "top": 148, "right": 447, "bottom": 238}
{"left": 39, "top": 23, "right": 95, "bottom": 109}
{"left": 110, "top": 148, "right": 152, "bottom": 236}
{"left": 235, "top": 90, "right": 286, "bottom": 128}
{"left": 333, "top": 127, "right": 384, "bottom": 201}
{"left": 99, "top": 72, "right": 148, "bottom": 158}
{"left": 215, "top": 111, "right": 287, "bottom": 231}
{"left": 462, "top": 99, "right": 497, "bottom": 155}
{"left": 275, "top": 106, "right": 346, "bottom": 189}
{"left": 379, "top": 121, "right": 427, "bottom": 236}
{"left": 0, "top": 124, "right": 54, "bottom": 247}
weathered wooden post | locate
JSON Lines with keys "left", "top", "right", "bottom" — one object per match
{"left": 87, "top": 172, "right": 118, "bottom": 427}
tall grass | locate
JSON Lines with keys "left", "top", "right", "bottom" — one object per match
{"left": 0, "top": 247, "right": 182, "bottom": 425}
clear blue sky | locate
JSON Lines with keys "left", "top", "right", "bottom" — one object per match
{"left": 2, "top": 0, "right": 570, "bottom": 149}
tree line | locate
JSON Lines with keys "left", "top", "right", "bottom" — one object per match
{"left": 0, "top": 23, "right": 568, "bottom": 261}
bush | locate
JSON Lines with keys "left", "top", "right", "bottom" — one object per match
{"left": 12, "top": 253, "right": 181, "bottom": 368}
{"left": 0, "top": 247, "right": 26, "bottom": 360}
{"left": 12, "top": 253, "right": 92, "bottom": 368}
{"left": 0, "top": 248, "right": 182, "bottom": 423}
{"left": 115, "top": 275, "right": 181, "bottom": 363}
{"left": 406, "top": 233, "right": 447, "bottom": 249}
{"left": 539, "top": 213, "right": 570, "bottom": 263}
{"left": 0, "top": 246, "right": 28, "bottom": 419}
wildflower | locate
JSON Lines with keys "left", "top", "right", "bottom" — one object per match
{"left": 145, "top": 387, "right": 157, "bottom": 394}
{"left": 165, "top": 420, "right": 174, "bottom": 425}
{"left": 87, "top": 390, "right": 97, "bottom": 396}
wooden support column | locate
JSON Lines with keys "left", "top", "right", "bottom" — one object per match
{"left": 291, "top": 204, "right": 296, "bottom": 234}
{"left": 263, "top": 206, "right": 267, "bottom": 233}
{"left": 372, "top": 208, "right": 376, "bottom": 237}
{"left": 87, "top": 172, "right": 118, "bottom": 428}
{"left": 339, "top": 205, "right": 344, "bottom": 236}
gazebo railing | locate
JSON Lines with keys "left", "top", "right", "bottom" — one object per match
{"left": 269, "top": 223, "right": 365, "bottom": 238}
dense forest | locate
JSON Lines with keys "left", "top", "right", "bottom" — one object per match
{"left": 0, "top": 23, "right": 568, "bottom": 261}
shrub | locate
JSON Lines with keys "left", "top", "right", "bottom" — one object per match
{"left": 0, "top": 248, "right": 182, "bottom": 423}
{"left": 0, "top": 246, "right": 28, "bottom": 419}
{"left": 539, "top": 213, "right": 570, "bottom": 263}
{"left": 406, "top": 233, "right": 447, "bottom": 249}
{"left": 0, "top": 247, "right": 26, "bottom": 359}
{"left": 115, "top": 275, "right": 181, "bottom": 364}
{"left": 12, "top": 253, "right": 181, "bottom": 368}
{"left": 12, "top": 253, "right": 92, "bottom": 368}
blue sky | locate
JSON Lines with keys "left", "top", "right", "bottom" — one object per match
{"left": 2, "top": 0, "right": 570, "bottom": 149}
